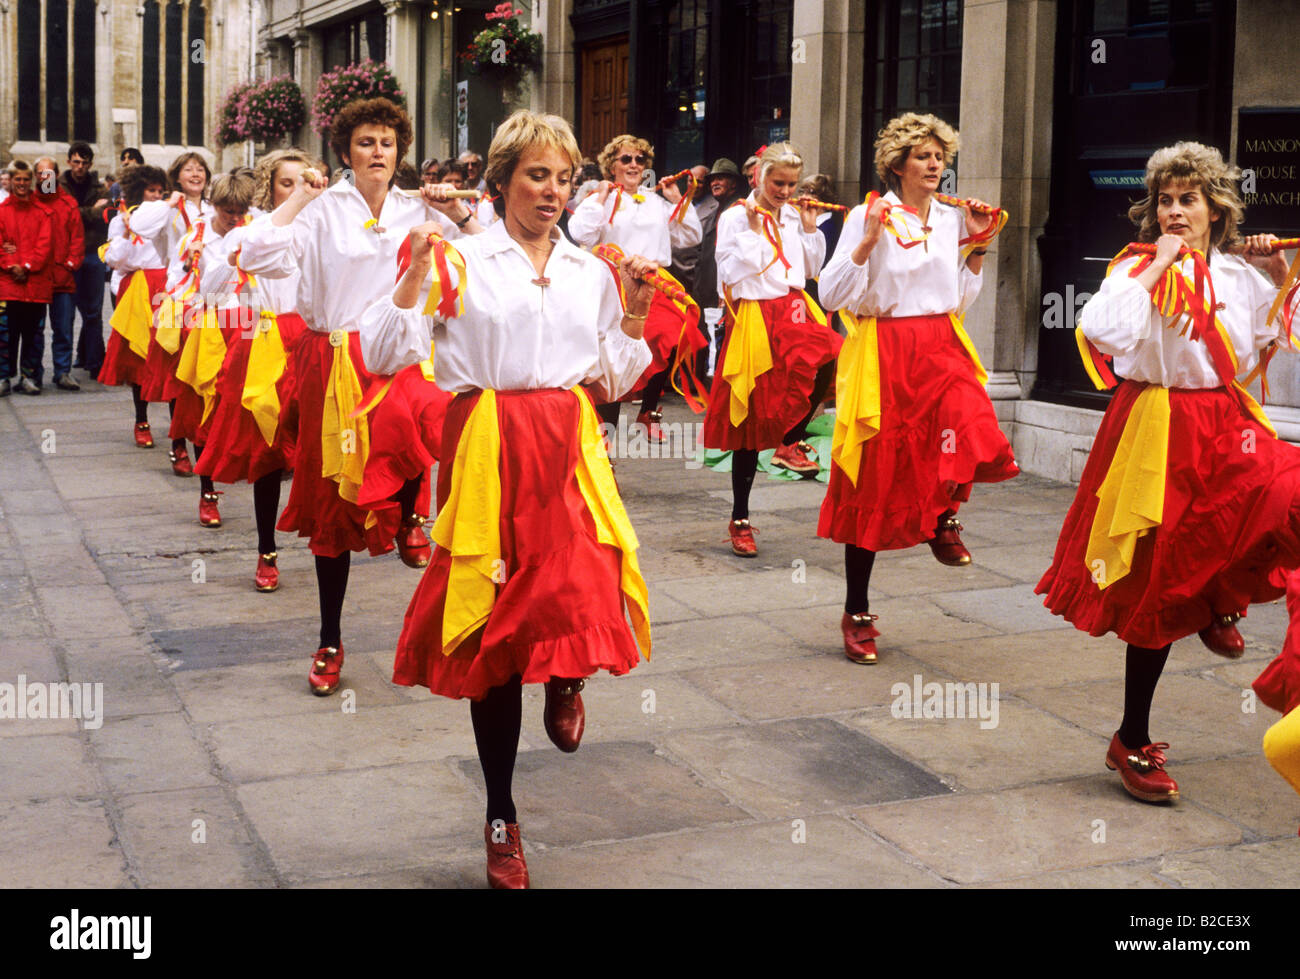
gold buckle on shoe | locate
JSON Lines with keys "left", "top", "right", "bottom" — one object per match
{"left": 849, "top": 613, "right": 879, "bottom": 625}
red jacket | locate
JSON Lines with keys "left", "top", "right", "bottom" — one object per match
{"left": 34, "top": 187, "right": 84, "bottom": 293}
{"left": 0, "top": 194, "right": 53, "bottom": 303}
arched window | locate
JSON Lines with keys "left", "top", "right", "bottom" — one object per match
{"left": 46, "top": 0, "right": 70, "bottom": 142}
{"left": 16, "top": 0, "right": 40, "bottom": 140}
{"left": 186, "top": 1, "right": 206, "bottom": 146}
{"left": 165, "top": 0, "right": 184, "bottom": 144}
{"left": 142, "top": 0, "right": 161, "bottom": 144}
{"left": 73, "top": 0, "right": 97, "bottom": 139}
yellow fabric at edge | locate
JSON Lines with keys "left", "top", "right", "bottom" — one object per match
{"left": 719, "top": 298, "right": 773, "bottom": 427}
{"left": 320, "top": 334, "right": 369, "bottom": 503}
{"left": 242, "top": 312, "right": 286, "bottom": 446}
{"left": 174, "top": 307, "right": 229, "bottom": 423}
{"left": 108, "top": 270, "right": 153, "bottom": 360}
{"left": 1084, "top": 385, "right": 1170, "bottom": 591}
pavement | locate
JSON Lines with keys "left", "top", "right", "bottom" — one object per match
{"left": 2, "top": 361, "right": 1299, "bottom": 890}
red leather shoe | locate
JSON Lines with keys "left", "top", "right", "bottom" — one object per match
{"left": 770, "top": 441, "right": 819, "bottom": 475}
{"left": 169, "top": 446, "right": 194, "bottom": 477}
{"left": 544, "top": 677, "right": 585, "bottom": 753}
{"left": 308, "top": 645, "right": 344, "bottom": 696}
{"left": 1105, "top": 733, "right": 1179, "bottom": 803}
{"left": 484, "top": 820, "right": 530, "bottom": 889}
{"left": 841, "top": 612, "right": 880, "bottom": 665}
{"left": 133, "top": 422, "right": 154, "bottom": 448}
{"left": 396, "top": 514, "right": 431, "bottom": 569}
{"left": 636, "top": 409, "right": 666, "bottom": 443}
{"left": 198, "top": 491, "right": 223, "bottom": 528}
{"left": 728, "top": 518, "right": 758, "bottom": 557}
{"left": 254, "top": 552, "right": 279, "bottom": 592}
{"left": 1199, "top": 613, "right": 1245, "bottom": 658}
{"left": 928, "top": 511, "right": 972, "bottom": 566}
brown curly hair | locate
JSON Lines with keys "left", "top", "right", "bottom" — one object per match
{"left": 120, "top": 164, "right": 169, "bottom": 208}
{"left": 328, "top": 97, "right": 413, "bottom": 174}
{"left": 167, "top": 151, "right": 211, "bottom": 195}
{"left": 873, "top": 112, "right": 959, "bottom": 194}
{"left": 597, "top": 135, "right": 653, "bottom": 179}
{"left": 1127, "top": 141, "right": 1245, "bottom": 251}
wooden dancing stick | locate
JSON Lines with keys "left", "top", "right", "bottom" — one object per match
{"left": 791, "top": 196, "right": 849, "bottom": 214}
{"left": 1129, "top": 238, "right": 1300, "bottom": 257}
{"left": 654, "top": 168, "right": 695, "bottom": 192}
{"left": 593, "top": 243, "right": 689, "bottom": 304}
{"left": 397, "top": 187, "right": 483, "bottom": 201}
{"left": 933, "top": 192, "right": 1001, "bottom": 216}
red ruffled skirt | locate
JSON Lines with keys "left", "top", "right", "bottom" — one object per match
{"left": 276, "top": 330, "right": 394, "bottom": 558}
{"left": 392, "top": 388, "right": 643, "bottom": 701}
{"left": 624, "top": 288, "right": 705, "bottom": 399}
{"left": 818, "top": 313, "right": 1019, "bottom": 550}
{"left": 354, "top": 363, "right": 451, "bottom": 520}
{"left": 702, "top": 290, "right": 842, "bottom": 450}
{"left": 98, "top": 268, "right": 167, "bottom": 390}
{"left": 193, "top": 312, "right": 306, "bottom": 484}
{"left": 1036, "top": 380, "right": 1300, "bottom": 648}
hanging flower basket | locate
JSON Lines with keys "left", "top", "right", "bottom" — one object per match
{"left": 242, "top": 75, "right": 306, "bottom": 145}
{"left": 216, "top": 82, "right": 253, "bottom": 147}
{"left": 460, "top": 5, "right": 542, "bottom": 83}
{"left": 312, "top": 60, "right": 408, "bottom": 136}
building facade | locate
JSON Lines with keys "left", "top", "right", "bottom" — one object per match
{"left": 2, "top": 0, "right": 255, "bottom": 171}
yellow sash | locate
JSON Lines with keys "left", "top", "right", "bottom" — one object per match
{"left": 320, "top": 330, "right": 369, "bottom": 503}
{"left": 1084, "top": 386, "right": 1170, "bottom": 590}
{"left": 431, "top": 389, "right": 652, "bottom": 661}
{"left": 830, "top": 311, "right": 989, "bottom": 486}
{"left": 242, "top": 311, "right": 287, "bottom": 446}
{"left": 719, "top": 297, "right": 772, "bottom": 427}
{"left": 108, "top": 270, "right": 153, "bottom": 359}
{"left": 154, "top": 297, "right": 184, "bottom": 354}
{"left": 174, "top": 307, "right": 228, "bottom": 423}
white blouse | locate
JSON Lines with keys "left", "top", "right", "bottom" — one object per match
{"left": 715, "top": 191, "right": 826, "bottom": 300}
{"left": 129, "top": 197, "right": 215, "bottom": 270}
{"left": 1079, "top": 250, "right": 1292, "bottom": 389}
{"left": 198, "top": 215, "right": 299, "bottom": 316}
{"left": 819, "top": 192, "right": 981, "bottom": 318}
{"left": 567, "top": 187, "right": 703, "bottom": 266}
{"left": 359, "top": 219, "right": 652, "bottom": 397}
{"left": 103, "top": 214, "right": 166, "bottom": 296}
{"left": 238, "top": 180, "right": 463, "bottom": 335}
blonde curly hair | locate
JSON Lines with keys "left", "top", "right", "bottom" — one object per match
{"left": 484, "top": 111, "right": 583, "bottom": 217}
{"left": 253, "top": 149, "right": 320, "bottom": 211}
{"left": 597, "top": 135, "right": 653, "bottom": 179}
{"left": 873, "top": 112, "right": 959, "bottom": 193}
{"left": 1127, "top": 141, "right": 1244, "bottom": 251}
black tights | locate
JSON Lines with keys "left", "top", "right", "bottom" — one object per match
{"left": 471, "top": 674, "right": 523, "bottom": 825}
{"left": 845, "top": 545, "right": 876, "bottom": 615}
{"left": 193, "top": 443, "right": 213, "bottom": 495}
{"left": 640, "top": 368, "right": 670, "bottom": 416}
{"left": 314, "top": 552, "right": 350, "bottom": 649}
{"left": 168, "top": 400, "right": 187, "bottom": 456}
{"left": 596, "top": 400, "right": 621, "bottom": 431}
{"left": 730, "top": 361, "right": 837, "bottom": 521}
{"left": 253, "top": 470, "right": 282, "bottom": 554}
{"left": 394, "top": 476, "right": 422, "bottom": 519}
{"left": 1117, "top": 643, "right": 1171, "bottom": 749}
{"left": 132, "top": 385, "right": 148, "bottom": 424}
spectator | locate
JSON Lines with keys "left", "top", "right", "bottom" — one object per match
{"left": 394, "top": 160, "right": 421, "bottom": 190}
{"left": 0, "top": 161, "right": 54, "bottom": 395}
{"left": 0, "top": 169, "right": 9, "bottom": 203}
{"left": 457, "top": 150, "right": 486, "bottom": 192}
{"left": 692, "top": 158, "right": 746, "bottom": 385}
{"left": 59, "top": 140, "right": 110, "bottom": 379}
{"left": 420, "top": 158, "right": 439, "bottom": 185}
{"left": 669, "top": 164, "right": 713, "bottom": 292}
{"left": 438, "top": 161, "right": 468, "bottom": 190}
{"left": 797, "top": 172, "right": 842, "bottom": 308}
{"left": 34, "top": 157, "right": 86, "bottom": 390}
{"left": 742, "top": 154, "right": 759, "bottom": 189}
{"left": 110, "top": 148, "right": 146, "bottom": 204}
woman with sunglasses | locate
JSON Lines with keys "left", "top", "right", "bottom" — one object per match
{"left": 360, "top": 111, "right": 654, "bottom": 888}
{"left": 817, "top": 112, "right": 1017, "bottom": 665}
{"left": 703, "top": 141, "right": 842, "bottom": 557}
{"left": 1038, "top": 141, "right": 1300, "bottom": 804}
{"left": 569, "top": 135, "right": 704, "bottom": 441}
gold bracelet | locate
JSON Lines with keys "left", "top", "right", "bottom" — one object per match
{"left": 624, "top": 310, "right": 649, "bottom": 321}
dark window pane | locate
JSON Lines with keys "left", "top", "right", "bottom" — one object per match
{"left": 142, "top": 1, "right": 160, "bottom": 144}
{"left": 165, "top": 0, "right": 183, "bottom": 143}
{"left": 46, "top": 0, "right": 69, "bottom": 142}
{"left": 73, "top": 0, "right": 96, "bottom": 140}
{"left": 17, "top": 0, "right": 40, "bottom": 140}
{"left": 187, "top": 0, "right": 205, "bottom": 145}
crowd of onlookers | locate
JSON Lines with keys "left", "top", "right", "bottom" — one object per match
{"left": 0, "top": 139, "right": 843, "bottom": 397}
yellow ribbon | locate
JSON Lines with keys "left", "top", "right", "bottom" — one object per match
{"left": 431, "top": 389, "right": 652, "bottom": 661}
{"left": 719, "top": 295, "right": 773, "bottom": 427}
{"left": 431, "top": 390, "right": 503, "bottom": 656}
{"left": 174, "top": 307, "right": 229, "bottom": 423}
{"left": 108, "top": 270, "right": 154, "bottom": 359}
{"left": 1084, "top": 385, "right": 1170, "bottom": 590}
{"left": 829, "top": 311, "right": 880, "bottom": 487}
{"left": 154, "top": 297, "right": 184, "bottom": 354}
{"left": 242, "top": 311, "right": 286, "bottom": 446}
{"left": 320, "top": 330, "right": 369, "bottom": 503}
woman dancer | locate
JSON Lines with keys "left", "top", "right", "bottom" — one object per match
{"left": 568, "top": 135, "right": 704, "bottom": 439}
{"left": 1037, "top": 141, "right": 1300, "bottom": 803}
{"left": 192, "top": 151, "right": 317, "bottom": 588}
{"left": 129, "top": 152, "right": 214, "bottom": 477}
{"left": 817, "top": 112, "right": 1018, "bottom": 664}
{"left": 360, "top": 110, "right": 654, "bottom": 889}
{"left": 703, "top": 142, "right": 842, "bottom": 557}
{"left": 239, "top": 97, "right": 476, "bottom": 694}
{"left": 99, "top": 164, "right": 170, "bottom": 446}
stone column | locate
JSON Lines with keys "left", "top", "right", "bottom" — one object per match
{"left": 530, "top": 0, "right": 574, "bottom": 122}
{"left": 789, "top": 0, "right": 864, "bottom": 206}
{"left": 292, "top": 26, "right": 322, "bottom": 150}
{"left": 96, "top": 1, "right": 115, "bottom": 156}
{"left": 956, "top": 0, "right": 1057, "bottom": 409}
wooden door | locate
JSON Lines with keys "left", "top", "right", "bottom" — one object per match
{"left": 579, "top": 35, "right": 629, "bottom": 160}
